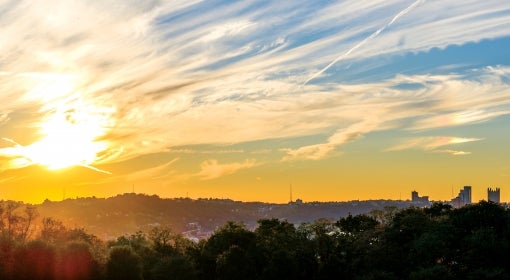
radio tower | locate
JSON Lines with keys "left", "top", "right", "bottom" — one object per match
{"left": 290, "top": 184, "right": 293, "bottom": 203}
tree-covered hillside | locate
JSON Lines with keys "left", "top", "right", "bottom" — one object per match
{"left": 1, "top": 200, "right": 509, "bottom": 279}
{"left": 35, "top": 193, "right": 419, "bottom": 238}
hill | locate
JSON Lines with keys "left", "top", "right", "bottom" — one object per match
{"left": 35, "top": 193, "right": 422, "bottom": 239}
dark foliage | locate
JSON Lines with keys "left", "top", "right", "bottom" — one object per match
{"left": 0, "top": 201, "right": 509, "bottom": 279}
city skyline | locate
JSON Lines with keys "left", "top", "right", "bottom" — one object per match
{"left": 1, "top": 0, "right": 510, "bottom": 203}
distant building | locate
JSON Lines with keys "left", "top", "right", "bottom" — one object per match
{"left": 451, "top": 186, "right": 472, "bottom": 208}
{"left": 411, "top": 191, "right": 418, "bottom": 201}
{"left": 289, "top": 198, "right": 303, "bottom": 205}
{"left": 411, "top": 190, "right": 429, "bottom": 204}
{"left": 488, "top": 187, "right": 500, "bottom": 203}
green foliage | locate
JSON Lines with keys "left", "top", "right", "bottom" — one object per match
{"left": 424, "top": 202, "right": 452, "bottom": 218}
{"left": 254, "top": 219, "right": 302, "bottom": 279}
{"left": 196, "top": 221, "right": 256, "bottom": 280}
{"left": 106, "top": 246, "right": 143, "bottom": 280}
{"left": 409, "top": 265, "right": 453, "bottom": 280}
{"left": 337, "top": 214, "right": 379, "bottom": 233}
{"left": 215, "top": 245, "right": 256, "bottom": 280}
{"left": 151, "top": 254, "right": 198, "bottom": 280}
{"left": 1, "top": 201, "right": 510, "bottom": 279}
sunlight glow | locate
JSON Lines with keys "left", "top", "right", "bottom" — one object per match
{"left": 23, "top": 73, "right": 77, "bottom": 104}
{"left": 0, "top": 73, "right": 116, "bottom": 173}
{"left": 26, "top": 102, "right": 110, "bottom": 170}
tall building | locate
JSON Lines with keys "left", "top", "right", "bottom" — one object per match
{"left": 462, "top": 186, "right": 472, "bottom": 204}
{"left": 411, "top": 190, "right": 419, "bottom": 201}
{"left": 411, "top": 190, "right": 429, "bottom": 204}
{"left": 451, "top": 186, "right": 472, "bottom": 208}
{"left": 488, "top": 187, "right": 500, "bottom": 203}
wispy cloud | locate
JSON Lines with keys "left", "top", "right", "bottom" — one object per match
{"left": 202, "top": 20, "right": 256, "bottom": 42}
{"left": 1, "top": 0, "right": 510, "bottom": 171}
{"left": 0, "top": 175, "right": 26, "bottom": 184}
{"left": 195, "top": 159, "right": 258, "bottom": 180}
{"left": 387, "top": 136, "right": 482, "bottom": 155}
{"left": 434, "top": 149, "right": 471, "bottom": 156}
{"left": 282, "top": 119, "right": 380, "bottom": 161}
{"left": 412, "top": 110, "right": 510, "bottom": 130}
{"left": 0, "top": 113, "right": 9, "bottom": 124}
{"left": 303, "top": 0, "right": 425, "bottom": 85}
{"left": 125, "top": 158, "right": 179, "bottom": 181}
{"left": 167, "top": 148, "right": 244, "bottom": 154}
{"left": 76, "top": 158, "right": 179, "bottom": 186}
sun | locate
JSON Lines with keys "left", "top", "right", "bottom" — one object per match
{"left": 24, "top": 103, "right": 110, "bottom": 171}
{"left": 26, "top": 135, "right": 106, "bottom": 171}
{"left": 0, "top": 74, "right": 115, "bottom": 173}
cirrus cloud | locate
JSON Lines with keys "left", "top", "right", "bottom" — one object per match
{"left": 386, "top": 136, "right": 483, "bottom": 155}
{"left": 1, "top": 0, "right": 510, "bottom": 171}
{"left": 195, "top": 159, "right": 258, "bottom": 180}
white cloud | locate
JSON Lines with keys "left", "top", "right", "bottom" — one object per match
{"left": 0, "top": 113, "right": 9, "bottom": 124}
{"left": 435, "top": 149, "right": 471, "bottom": 156}
{"left": 413, "top": 110, "right": 510, "bottom": 130}
{"left": 75, "top": 158, "right": 179, "bottom": 186}
{"left": 282, "top": 119, "right": 380, "bottom": 161}
{"left": 167, "top": 148, "right": 244, "bottom": 154}
{"left": 1, "top": 0, "right": 510, "bottom": 170}
{"left": 387, "top": 136, "right": 482, "bottom": 155}
{"left": 303, "top": 0, "right": 425, "bottom": 84}
{"left": 195, "top": 159, "right": 258, "bottom": 180}
{"left": 202, "top": 20, "right": 256, "bottom": 42}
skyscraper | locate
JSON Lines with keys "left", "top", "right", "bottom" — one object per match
{"left": 462, "top": 186, "right": 472, "bottom": 204}
{"left": 451, "top": 186, "right": 472, "bottom": 208}
{"left": 411, "top": 190, "right": 419, "bottom": 202}
{"left": 488, "top": 187, "right": 500, "bottom": 203}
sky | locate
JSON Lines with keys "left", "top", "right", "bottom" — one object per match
{"left": 1, "top": 0, "right": 510, "bottom": 204}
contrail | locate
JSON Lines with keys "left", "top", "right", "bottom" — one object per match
{"left": 2, "top": 137, "right": 23, "bottom": 147}
{"left": 79, "top": 163, "right": 113, "bottom": 175}
{"left": 303, "top": 0, "right": 425, "bottom": 85}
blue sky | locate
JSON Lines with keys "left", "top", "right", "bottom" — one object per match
{"left": 1, "top": 0, "right": 510, "bottom": 202}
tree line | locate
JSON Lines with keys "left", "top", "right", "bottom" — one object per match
{"left": 1, "top": 200, "right": 509, "bottom": 279}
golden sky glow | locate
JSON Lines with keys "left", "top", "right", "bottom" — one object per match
{"left": 1, "top": 0, "right": 510, "bottom": 203}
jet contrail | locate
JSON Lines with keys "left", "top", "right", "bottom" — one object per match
{"left": 79, "top": 163, "right": 113, "bottom": 175}
{"left": 303, "top": 0, "right": 425, "bottom": 85}
{"left": 2, "top": 137, "right": 23, "bottom": 147}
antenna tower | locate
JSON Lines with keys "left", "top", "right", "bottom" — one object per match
{"left": 290, "top": 184, "right": 293, "bottom": 203}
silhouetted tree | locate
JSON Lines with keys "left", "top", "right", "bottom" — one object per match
{"left": 0, "top": 200, "right": 508, "bottom": 280}
{"left": 0, "top": 201, "right": 38, "bottom": 242}
{"left": 255, "top": 218, "right": 300, "bottom": 280}
{"left": 337, "top": 214, "right": 379, "bottom": 233}
{"left": 424, "top": 202, "right": 452, "bottom": 219}
{"left": 57, "top": 242, "right": 100, "bottom": 280}
{"left": 312, "top": 219, "right": 342, "bottom": 278}
{"left": 369, "top": 205, "right": 398, "bottom": 225}
{"left": 196, "top": 221, "right": 256, "bottom": 280}
{"left": 215, "top": 245, "right": 257, "bottom": 280}
{"left": 0, "top": 236, "right": 15, "bottom": 279}
{"left": 449, "top": 201, "right": 510, "bottom": 278}
{"left": 40, "top": 217, "right": 68, "bottom": 244}
{"left": 145, "top": 227, "right": 198, "bottom": 280}
{"left": 151, "top": 254, "right": 198, "bottom": 280}
{"left": 106, "top": 246, "right": 143, "bottom": 280}
{"left": 13, "top": 240, "right": 56, "bottom": 280}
